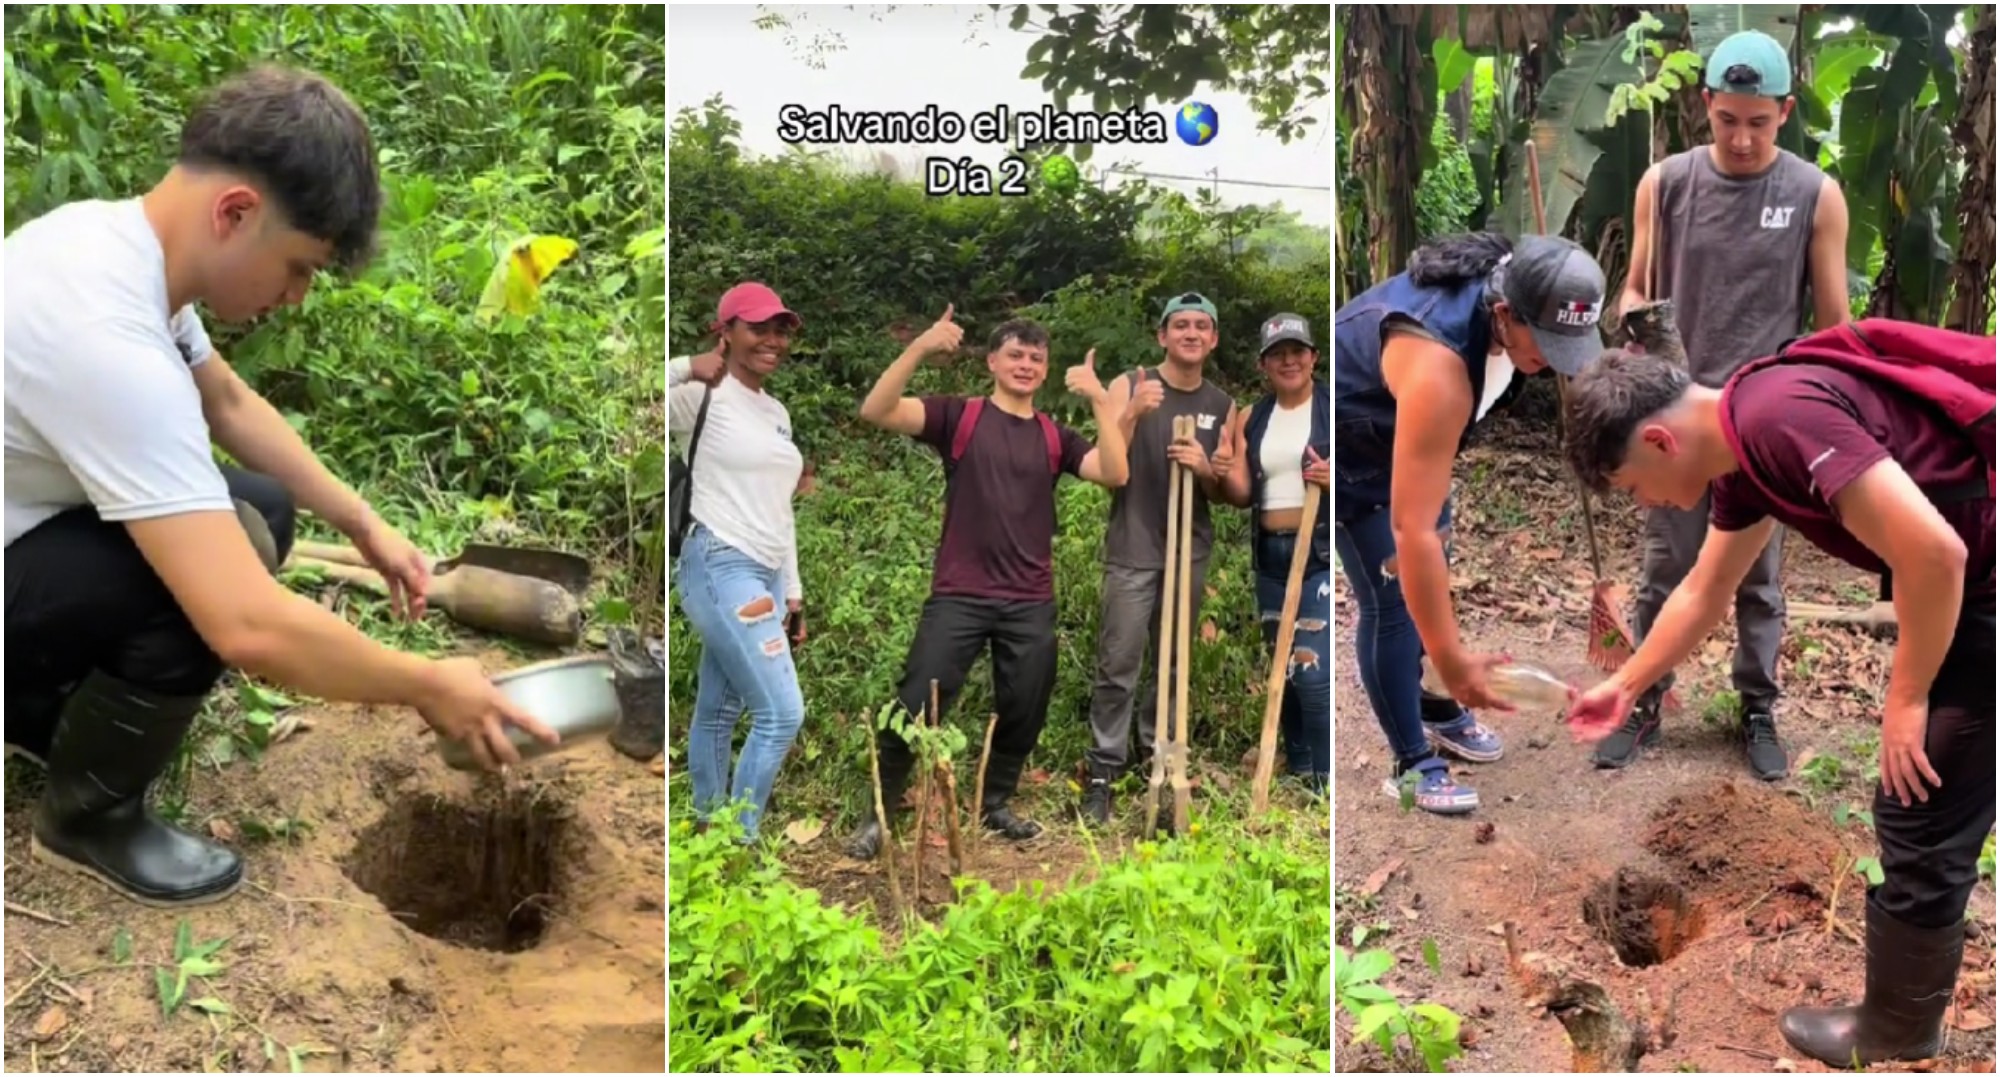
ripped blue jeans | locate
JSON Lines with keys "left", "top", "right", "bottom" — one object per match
{"left": 1332, "top": 498, "right": 1453, "bottom": 770}
{"left": 1256, "top": 531, "right": 1331, "bottom": 781}
{"left": 676, "top": 524, "right": 805, "bottom": 840}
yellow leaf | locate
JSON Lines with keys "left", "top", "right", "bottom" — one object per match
{"left": 477, "top": 235, "right": 578, "bottom": 322}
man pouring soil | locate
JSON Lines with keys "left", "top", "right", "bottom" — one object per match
{"left": 1562, "top": 322, "right": 1994, "bottom": 1066}
{"left": 4, "top": 66, "right": 558, "bottom": 910}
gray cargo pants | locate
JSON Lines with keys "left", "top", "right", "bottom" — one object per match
{"left": 1087, "top": 559, "right": 1210, "bottom": 777}
{"left": 1632, "top": 491, "right": 1786, "bottom": 711}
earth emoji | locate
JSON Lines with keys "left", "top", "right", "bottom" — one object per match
{"left": 1176, "top": 101, "right": 1218, "bottom": 146}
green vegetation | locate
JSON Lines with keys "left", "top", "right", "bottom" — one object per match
{"left": 670, "top": 813, "right": 1330, "bottom": 1073}
{"left": 4, "top": 4, "right": 664, "bottom": 790}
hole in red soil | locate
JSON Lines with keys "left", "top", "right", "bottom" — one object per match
{"left": 343, "top": 793, "right": 569, "bottom": 953}
{"left": 1582, "top": 867, "right": 1705, "bottom": 967}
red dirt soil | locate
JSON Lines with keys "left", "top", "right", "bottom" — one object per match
{"left": 1333, "top": 435, "right": 1997, "bottom": 1074}
{"left": 3, "top": 679, "right": 664, "bottom": 1073}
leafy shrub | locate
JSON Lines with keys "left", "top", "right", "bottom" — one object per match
{"left": 670, "top": 815, "right": 1331, "bottom": 1073}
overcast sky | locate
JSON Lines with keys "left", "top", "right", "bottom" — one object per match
{"left": 667, "top": 4, "right": 1331, "bottom": 226}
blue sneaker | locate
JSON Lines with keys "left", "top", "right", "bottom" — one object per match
{"left": 1379, "top": 761, "right": 1479, "bottom": 815}
{"left": 1424, "top": 710, "right": 1505, "bottom": 763}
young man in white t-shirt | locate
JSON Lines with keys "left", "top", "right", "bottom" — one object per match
{"left": 3, "top": 66, "right": 557, "bottom": 909}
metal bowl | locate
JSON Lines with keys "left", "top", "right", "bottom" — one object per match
{"left": 439, "top": 654, "right": 620, "bottom": 771}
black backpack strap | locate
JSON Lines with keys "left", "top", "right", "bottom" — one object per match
{"left": 687, "top": 386, "right": 714, "bottom": 466}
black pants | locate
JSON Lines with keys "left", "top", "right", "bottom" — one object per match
{"left": 876, "top": 594, "right": 1058, "bottom": 810}
{"left": 5, "top": 467, "right": 296, "bottom": 748}
{"left": 1873, "top": 596, "right": 1996, "bottom": 928}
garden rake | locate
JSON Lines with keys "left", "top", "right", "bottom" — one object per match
{"left": 1524, "top": 139, "right": 1638, "bottom": 673}
{"left": 1147, "top": 415, "right": 1197, "bottom": 836}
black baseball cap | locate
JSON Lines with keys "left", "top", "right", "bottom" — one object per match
{"left": 1500, "top": 235, "right": 1607, "bottom": 377}
{"left": 1258, "top": 312, "right": 1316, "bottom": 357}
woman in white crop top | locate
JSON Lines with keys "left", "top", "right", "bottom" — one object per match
{"left": 667, "top": 282, "right": 809, "bottom": 842}
{"left": 1218, "top": 312, "right": 1331, "bottom": 798}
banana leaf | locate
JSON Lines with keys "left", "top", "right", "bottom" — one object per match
{"left": 1497, "top": 35, "right": 1641, "bottom": 238}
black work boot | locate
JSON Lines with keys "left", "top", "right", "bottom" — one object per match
{"left": 980, "top": 753, "right": 1044, "bottom": 841}
{"left": 1779, "top": 898, "right": 1963, "bottom": 1066}
{"left": 1739, "top": 704, "right": 1788, "bottom": 780}
{"left": 843, "top": 739, "right": 915, "bottom": 862}
{"left": 1077, "top": 766, "right": 1114, "bottom": 828}
{"left": 607, "top": 628, "right": 666, "bottom": 762}
{"left": 1591, "top": 695, "right": 1663, "bottom": 769}
{"left": 32, "top": 673, "right": 241, "bottom": 907}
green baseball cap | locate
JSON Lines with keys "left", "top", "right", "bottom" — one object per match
{"left": 1705, "top": 31, "right": 1792, "bottom": 97}
{"left": 1159, "top": 291, "right": 1218, "bottom": 326}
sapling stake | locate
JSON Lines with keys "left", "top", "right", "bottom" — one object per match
{"left": 928, "top": 678, "right": 964, "bottom": 879}
{"left": 866, "top": 713, "right": 904, "bottom": 917}
{"left": 911, "top": 681, "right": 939, "bottom": 900}
{"left": 973, "top": 713, "right": 997, "bottom": 859}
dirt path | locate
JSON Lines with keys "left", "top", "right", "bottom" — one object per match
{"left": 3, "top": 669, "right": 664, "bottom": 1073}
{"left": 1333, "top": 433, "right": 1997, "bottom": 1074}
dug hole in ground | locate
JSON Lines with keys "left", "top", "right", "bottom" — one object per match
{"left": 1, "top": 648, "right": 664, "bottom": 1074}
{"left": 1332, "top": 411, "right": 1998, "bottom": 1074}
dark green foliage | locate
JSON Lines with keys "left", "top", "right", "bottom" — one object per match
{"left": 4, "top": 4, "right": 667, "bottom": 627}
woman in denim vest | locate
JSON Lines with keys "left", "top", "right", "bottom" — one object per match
{"left": 1332, "top": 233, "right": 1607, "bottom": 814}
{"left": 668, "top": 282, "right": 810, "bottom": 841}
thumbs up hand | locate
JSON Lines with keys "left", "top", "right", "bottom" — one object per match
{"left": 1065, "top": 346, "right": 1109, "bottom": 404}
{"left": 912, "top": 303, "right": 964, "bottom": 360}
{"left": 1127, "top": 365, "right": 1166, "bottom": 418}
{"left": 1304, "top": 445, "right": 1329, "bottom": 489}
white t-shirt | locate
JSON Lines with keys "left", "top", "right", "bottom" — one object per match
{"left": 668, "top": 357, "right": 804, "bottom": 602}
{"left": 4, "top": 199, "right": 232, "bottom": 547}
{"left": 1258, "top": 397, "right": 1312, "bottom": 511}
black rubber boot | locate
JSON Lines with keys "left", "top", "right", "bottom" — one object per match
{"left": 32, "top": 672, "right": 242, "bottom": 907}
{"left": 1779, "top": 899, "right": 1963, "bottom": 1066}
{"left": 979, "top": 753, "right": 1044, "bottom": 841}
{"left": 607, "top": 628, "right": 665, "bottom": 762}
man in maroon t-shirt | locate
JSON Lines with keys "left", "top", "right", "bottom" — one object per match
{"left": 1560, "top": 346, "right": 1994, "bottom": 1067}
{"left": 846, "top": 307, "right": 1134, "bottom": 859}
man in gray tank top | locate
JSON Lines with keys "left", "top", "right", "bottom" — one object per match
{"left": 1080, "top": 292, "right": 1238, "bottom": 824}
{"left": 1595, "top": 30, "right": 1853, "bottom": 779}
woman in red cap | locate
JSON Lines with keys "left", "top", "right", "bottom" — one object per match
{"left": 669, "top": 282, "right": 810, "bottom": 841}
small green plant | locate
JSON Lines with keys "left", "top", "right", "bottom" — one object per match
{"left": 154, "top": 920, "right": 335, "bottom": 1073}
{"left": 1700, "top": 689, "right": 1742, "bottom": 731}
{"left": 1797, "top": 753, "right": 1847, "bottom": 802}
{"left": 1831, "top": 802, "right": 1875, "bottom": 832}
{"left": 1978, "top": 831, "right": 1995, "bottom": 881}
{"left": 1851, "top": 855, "right": 1886, "bottom": 888}
{"left": 1606, "top": 12, "right": 1705, "bottom": 125}
{"left": 1335, "top": 945, "right": 1463, "bottom": 1073}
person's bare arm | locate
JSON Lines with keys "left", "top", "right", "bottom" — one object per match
{"left": 1072, "top": 350, "right": 1130, "bottom": 489}
{"left": 1609, "top": 519, "right": 1778, "bottom": 696}
{"left": 1831, "top": 459, "right": 1966, "bottom": 708}
{"left": 1216, "top": 408, "right": 1251, "bottom": 509}
{"left": 860, "top": 306, "right": 959, "bottom": 436}
{"left": 124, "top": 511, "right": 439, "bottom": 704}
{"left": 1620, "top": 165, "right": 1660, "bottom": 319}
{"left": 1808, "top": 176, "right": 1853, "bottom": 330}
{"left": 192, "top": 354, "right": 377, "bottom": 537}
{"left": 1197, "top": 402, "right": 1237, "bottom": 500}
{"left": 1380, "top": 336, "right": 1474, "bottom": 665}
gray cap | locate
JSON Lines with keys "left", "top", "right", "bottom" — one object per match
{"left": 1258, "top": 312, "right": 1316, "bottom": 357}
{"left": 1501, "top": 235, "right": 1607, "bottom": 377}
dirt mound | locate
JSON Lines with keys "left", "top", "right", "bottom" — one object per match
{"left": 1644, "top": 778, "right": 1847, "bottom": 921}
